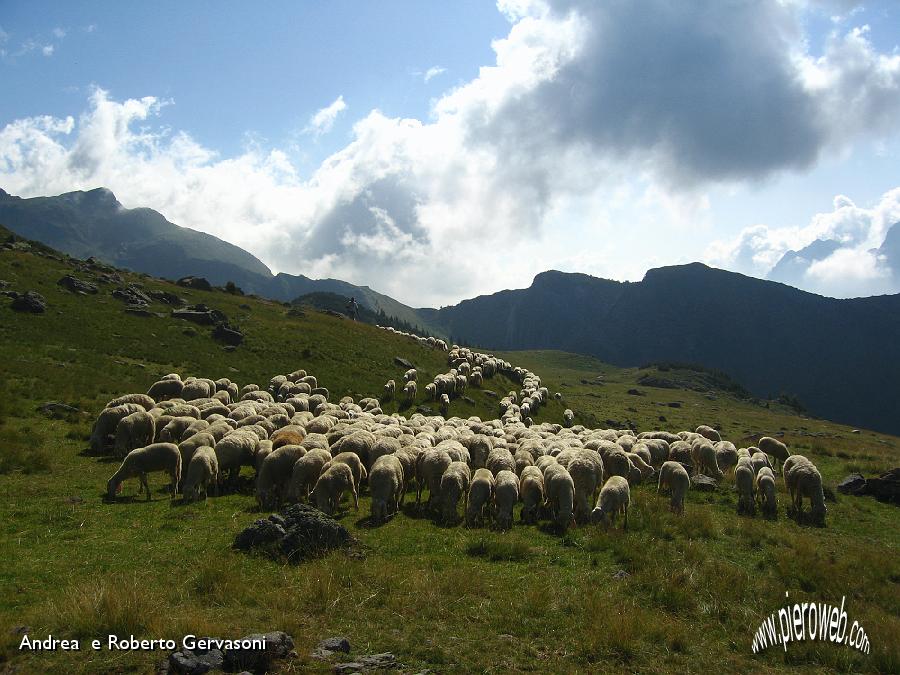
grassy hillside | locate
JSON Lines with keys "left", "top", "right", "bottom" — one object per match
{"left": 0, "top": 236, "right": 898, "bottom": 674}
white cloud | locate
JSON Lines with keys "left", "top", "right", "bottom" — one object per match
{"left": 42, "top": 44, "right": 54, "bottom": 56}
{"left": 303, "top": 96, "right": 347, "bottom": 136}
{"left": 2, "top": 2, "right": 900, "bottom": 305}
{"left": 423, "top": 66, "right": 446, "bottom": 82}
{"left": 52, "top": 27, "right": 67, "bottom": 39}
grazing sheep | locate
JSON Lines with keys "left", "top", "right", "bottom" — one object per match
{"left": 311, "top": 462, "right": 358, "bottom": 515}
{"left": 286, "top": 448, "right": 332, "bottom": 502}
{"left": 270, "top": 425, "right": 307, "bottom": 450}
{"left": 519, "top": 465, "right": 545, "bottom": 524}
{"left": 563, "top": 409, "right": 574, "bottom": 428}
{"left": 714, "top": 441, "right": 738, "bottom": 475}
{"left": 439, "top": 394, "right": 450, "bottom": 417}
{"left": 691, "top": 440, "right": 725, "bottom": 480}
{"left": 182, "top": 446, "right": 218, "bottom": 502}
{"left": 106, "top": 393, "right": 155, "bottom": 410}
{"left": 404, "top": 368, "right": 417, "bottom": 382}
{"left": 758, "top": 436, "right": 790, "bottom": 470}
{"left": 486, "top": 448, "right": 516, "bottom": 477}
{"left": 493, "top": 469, "right": 519, "bottom": 530}
{"left": 369, "top": 454, "right": 405, "bottom": 523}
{"left": 696, "top": 425, "right": 721, "bottom": 442}
{"left": 625, "top": 452, "right": 654, "bottom": 481}
{"left": 257, "top": 445, "right": 307, "bottom": 508}
{"left": 326, "top": 452, "right": 368, "bottom": 492}
{"left": 513, "top": 449, "right": 534, "bottom": 476}
{"left": 466, "top": 468, "right": 495, "bottom": 527}
{"left": 755, "top": 466, "right": 777, "bottom": 519}
{"left": 147, "top": 378, "right": 184, "bottom": 401}
{"left": 403, "top": 380, "right": 417, "bottom": 404}
{"left": 107, "top": 443, "right": 181, "bottom": 501}
{"left": 383, "top": 379, "right": 396, "bottom": 401}
{"left": 750, "top": 451, "right": 772, "bottom": 477}
{"left": 214, "top": 431, "right": 259, "bottom": 484}
{"left": 603, "top": 450, "right": 634, "bottom": 482}
{"left": 735, "top": 462, "right": 756, "bottom": 516}
{"left": 177, "top": 432, "right": 217, "bottom": 484}
{"left": 113, "top": 411, "right": 156, "bottom": 459}
{"left": 159, "top": 416, "right": 201, "bottom": 444}
{"left": 440, "top": 461, "right": 472, "bottom": 523}
{"left": 784, "top": 457, "right": 826, "bottom": 526}
{"left": 90, "top": 403, "right": 146, "bottom": 454}
{"left": 464, "top": 434, "right": 493, "bottom": 469}
{"left": 657, "top": 461, "right": 690, "bottom": 515}
{"left": 591, "top": 476, "right": 630, "bottom": 529}
{"left": 568, "top": 454, "right": 602, "bottom": 523}
{"left": 417, "top": 448, "right": 452, "bottom": 509}
{"left": 545, "top": 464, "right": 576, "bottom": 532}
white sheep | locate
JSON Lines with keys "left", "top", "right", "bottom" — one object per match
{"left": 758, "top": 436, "right": 790, "bottom": 470}
{"left": 369, "top": 454, "right": 405, "bottom": 524}
{"left": 465, "top": 468, "right": 495, "bottom": 527}
{"left": 113, "top": 411, "right": 156, "bottom": 459}
{"left": 545, "top": 464, "right": 576, "bottom": 532}
{"left": 519, "top": 465, "right": 545, "bottom": 524}
{"left": 691, "top": 440, "right": 724, "bottom": 480}
{"left": 403, "top": 380, "right": 417, "bottom": 404}
{"left": 107, "top": 443, "right": 181, "bottom": 501}
{"left": 416, "top": 448, "right": 452, "bottom": 510}
{"left": 440, "top": 461, "right": 472, "bottom": 523}
{"left": 182, "top": 446, "right": 218, "bottom": 502}
{"left": 695, "top": 425, "right": 721, "bottom": 442}
{"left": 784, "top": 456, "right": 826, "bottom": 526}
{"left": 735, "top": 460, "right": 756, "bottom": 516}
{"left": 311, "top": 462, "right": 358, "bottom": 515}
{"left": 657, "top": 461, "right": 690, "bottom": 515}
{"left": 486, "top": 447, "right": 516, "bottom": 477}
{"left": 257, "top": 445, "right": 307, "bottom": 508}
{"left": 568, "top": 454, "right": 602, "bottom": 523}
{"left": 90, "top": 403, "right": 146, "bottom": 454}
{"left": 286, "top": 448, "right": 332, "bottom": 502}
{"left": 383, "top": 379, "right": 396, "bottom": 401}
{"left": 563, "top": 409, "right": 574, "bottom": 428}
{"left": 590, "top": 475, "right": 630, "bottom": 529}
{"left": 755, "top": 466, "right": 777, "bottom": 519}
{"left": 493, "top": 469, "right": 519, "bottom": 530}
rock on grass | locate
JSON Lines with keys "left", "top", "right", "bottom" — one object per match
{"left": 233, "top": 504, "right": 354, "bottom": 562}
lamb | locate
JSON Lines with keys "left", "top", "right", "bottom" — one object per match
{"left": 383, "top": 379, "right": 396, "bottom": 401}
{"left": 416, "top": 448, "right": 452, "bottom": 509}
{"left": 311, "top": 462, "right": 358, "bottom": 515}
{"left": 182, "top": 446, "right": 218, "bottom": 502}
{"left": 735, "top": 461, "right": 756, "bottom": 516}
{"left": 784, "top": 457, "right": 826, "bottom": 526}
{"left": 440, "top": 461, "right": 472, "bottom": 523}
{"left": 90, "top": 403, "right": 146, "bottom": 454}
{"left": 257, "top": 445, "right": 308, "bottom": 508}
{"left": 755, "top": 466, "right": 777, "bottom": 519}
{"left": 369, "top": 454, "right": 405, "bottom": 523}
{"left": 493, "top": 469, "right": 519, "bottom": 530}
{"left": 563, "top": 409, "right": 574, "bottom": 428}
{"left": 113, "top": 411, "right": 156, "bottom": 458}
{"left": 657, "top": 461, "right": 690, "bottom": 515}
{"left": 286, "top": 448, "right": 333, "bottom": 502}
{"left": 758, "top": 436, "right": 790, "bottom": 470}
{"left": 107, "top": 442, "right": 181, "bottom": 501}
{"left": 519, "top": 465, "right": 545, "bottom": 524}
{"left": 590, "top": 476, "right": 630, "bottom": 529}
{"left": 545, "top": 464, "right": 576, "bottom": 532}
{"left": 465, "top": 468, "right": 495, "bottom": 527}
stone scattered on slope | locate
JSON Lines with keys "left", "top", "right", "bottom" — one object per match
{"left": 37, "top": 401, "right": 85, "bottom": 416}
{"left": 394, "top": 356, "right": 415, "bottom": 369}
{"left": 149, "top": 289, "right": 186, "bottom": 306}
{"left": 172, "top": 304, "right": 228, "bottom": 326}
{"left": 176, "top": 276, "right": 213, "bottom": 291}
{"left": 10, "top": 290, "right": 46, "bottom": 313}
{"left": 212, "top": 323, "right": 244, "bottom": 345}
{"left": 691, "top": 474, "right": 718, "bottom": 491}
{"left": 112, "top": 285, "right": 151, "bottom": 306}
{"left": 165, "top": 631, "right": 294, "bottom": 675}
{"left": 57, "top": 275, "right": 98, "bottom": 294}
{"left": 233, "top": 504, "right": 354, "bottom": 562}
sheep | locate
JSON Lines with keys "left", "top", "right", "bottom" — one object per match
{"left": 563, "top": 409, "right": 574, "bottom": 428}
{"left": 440, "top": 461, "right": 472, "bottom": 523}
{"left": 493, "top": 470, "right": 519, "bottom": 530}
{"left": 403, "top": 380, "right": 417, "bottom": 404}
{"left": 270, "top": 425, "right": 307, "bottom": 450}
{"left": 325, "top": 452, "right": 368, "bottom": 492}
{"left": 286, "top": 448, "right": 332, "bottom": 502}
{"left": 214, "top": 431, "right": 259, "bottom": 484}
{"left": 107, "top": 443, "right": 181, "bottom": 501}
{"left": 691, "top": 440, "right": 725, "bottom": 480}
{"left": 657, "top": 461, "right": 690, "bottom": 515}
{"left": 113, "top": 411, "right": 156, "bottom": 459}
{"left": 370, "top": 436, "right": 402, "bottom": 472}
{"left": 519, "top": 465, "right": 545, "bottom": 524}
{"left": 106, "top": 393, "right": 155, "bottom": 410}
{"left": 696, "top": 425, "right": 721, "bottom": 442}
{"left": 755, "top": 466, "right": 777, "bottom": 519}
{"left": 784, "top": 457, "right": 826, "bottom": 526}
{"left": 668, "top": 440, "right": 693, "bottom": 466}
{"left": 486, "top": 448, "right": 516, "bottom": 477}
{"left": 590, "top": 476, "right": 630, "bottom": 529}
{"left": 180, "top": 418, "right": 210, "bottom": 441}
{"left": 545, "top": 464, "right": 576, "bottom": 531}
{"left": 568, "top": 454, "right": 602, "bottom": 523}
{"left": 311, "top": 462, "right": 358, "bottom": 515}
{"left": 182, "top": 446, "right": 218, "bottom": 502}
{"left": 513, "top": 449, "right": 534, "bottom": 476}
{"left": 714, "top": 441, "right": 738, "bottom": 475}
{"left": 758, "top": 436, "right": 790, "bottom": 470}
{"left": 439, "top": 393, "right": 450, "bottom": 417}
{"left": 369, "top": 454, "right": 405, "bottom": 523}
{"left": 750, "top": 451, "right": 772, "bottom": 477}
{"left": 383, "top": 379, "right": 396, "bottom": 401}
{"left": 257, "top": 445, "right": 308, "bottom": 508}
{"left": 90, "top": 403, "right": 146, "bottom": 454}
{"left": 466, "top": 468, "right": 495, "bottom": 527}
{"left": 463, "top": 434, "right": 493, "bottom": 469}
{"left": 404, "top": 368, "right": 417, "bottom": 382}
{"left": 158, "top": 416, "right": 201, "bottom": 444}
{"left": 603, "top": 450, "right": 634, "bottom": 482}
{"left": 177, "top": 432, "right": 217, "bottom": 484}
{"left": 735, "top": 461, "right": 756, "bottom": 516}
{"left": 416, "top": 448, "right": 452, "bottom": 509}
{"left": 147, "top": 378, "right": 184, "bottom": 401}
{"left": 625, "top": 452, "right": 654, "bottom": 481}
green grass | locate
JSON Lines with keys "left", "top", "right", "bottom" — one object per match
{"left": 1, "top": 244, "right": 898, "bottom": 673}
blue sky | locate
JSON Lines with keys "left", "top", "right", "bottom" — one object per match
{"left": 1, "top": 1, "right": 899, "bottom": 306}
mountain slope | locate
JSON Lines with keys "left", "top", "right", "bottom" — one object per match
{"left": 767, "top": 238, "right": 842, "bottom": 287}
{"left": 0, "top": 187, "right": 434, "bottom": 332}
{"left": 425, "top": 264, "right": 900, "bottom": 434}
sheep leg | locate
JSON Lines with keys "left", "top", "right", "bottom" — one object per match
{"left": 352, "top": 486, "right": 359, "bottom": 510}
{"left": 141, "top": 473, "right": 151, "bottom": 501}
{"left": 623, "top": 505, "right": 628, "bottom": 531}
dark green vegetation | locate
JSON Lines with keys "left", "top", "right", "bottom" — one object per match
{"left": 423, "top": 265, "right": 900, "bottom": 435}
{"left": 0, "top": 188, "right": 429, "bottom": 331}
{"left": 1, "top": 231, "right": 899, "bottom": 674}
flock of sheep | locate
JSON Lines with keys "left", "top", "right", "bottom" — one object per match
{"left": 96, "top": 336, "right": 828, "bottom": 532}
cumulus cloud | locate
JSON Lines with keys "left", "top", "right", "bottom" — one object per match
{"left": 41, "top": 45, "right": 54, "bottom": 57}
{"left": 2, "top": 1, "right": 900, "bottom": 305}
{"left": 303, "top": 96, "right": 347, "bottom": 136}
{"left": 423, "top": 66, "right": 446, "bottom": 82}
{"left": 706, "top": 188, "right": 900, "bottom": 296}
